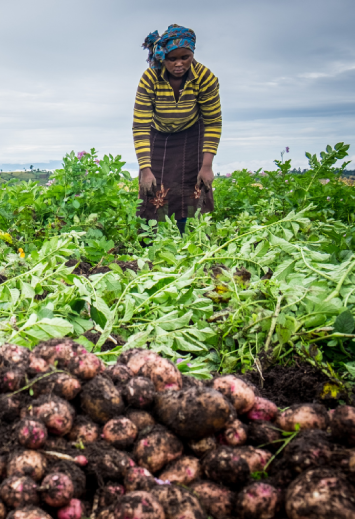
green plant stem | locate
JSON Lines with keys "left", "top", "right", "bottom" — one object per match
{"left": 300, "top": 248, "right": 334, "bottom": 281}
{"left": 264, "top": 429, "right": 299, "bottom": 471}
{"left": 324, "top": 258, "right": 355, "bottom": 302}
{"left": 264, "top": 294, "right": 284, "bottom": 352}
{"left": 1, "top": 369, "right": 65, "bottom": 399}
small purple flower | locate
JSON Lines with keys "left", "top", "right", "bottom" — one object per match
{"left": 324, "top": 179, "right": 330, "bottom": 184}
{"left": 77, "top": 151, "right": 87, "bottom": 160}
{"left": 344, "top": 234, "right": 346, "bottom": 237}
{"left": 187, "top": 363, "right": 192, "bottom": 367}
{"left": 75, "top": 194, "right": 81, "bottom": 197}
{"left": 85, "top": 170, "right": 89, "bottom": 176}
{"left": 176, "top": 358, "right": 184, "bottom": 364}
{"left": 286, "top": 147, "right": 290, "bottom": 153}
{"left": 155, "top": 478, "right": 171, "bottom": 485}
{"left": 225, "top": 173, "right": 231, "bottom": 177}
{"left": 327, "top": 196, "right": 331, "bottom": 200}
{"left": 260, "top": 171, "right": 267, "bottom": 177}
{"left": 290, "top": 190, "right": 293, "bottom": 193}
{"left": 46, "top": 179, "right": 55, "bottom": 186}
{"left": 212, "top": 188, "right": 216, "bottom": 191}
{"left": 94, "top": 158, "right": 100, "bottom": 165}
{"left": 285, "top": 180, "right": 288, "bottom": 183}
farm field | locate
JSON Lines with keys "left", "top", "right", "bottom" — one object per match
{"left": 1, "top": 143, "right": 355, "bottom": 518}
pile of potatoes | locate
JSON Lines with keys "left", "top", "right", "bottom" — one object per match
{"left": 0, "top": 339, "right": 355, "bottom": 518}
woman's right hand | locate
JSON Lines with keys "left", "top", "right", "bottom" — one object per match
{"left": 140, "top": 168, "right": 157, "bottom": 196}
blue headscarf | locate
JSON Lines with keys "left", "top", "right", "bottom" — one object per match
{"left": 142, "top": 24, "right": 196, "bottom": 70}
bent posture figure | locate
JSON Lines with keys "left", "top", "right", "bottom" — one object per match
{"left": 133, "top": 24, "right": 222, "bottom": 234}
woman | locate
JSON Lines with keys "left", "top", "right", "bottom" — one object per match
{"left": 133, "top": 24, "right": 222, "bottom": 234}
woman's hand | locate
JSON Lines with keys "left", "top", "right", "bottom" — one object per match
{"left": 140, "top": 168, "right": 157, "bottom": 196}
{"left": 197, "top": 153, "right": 215, "bottom": 191}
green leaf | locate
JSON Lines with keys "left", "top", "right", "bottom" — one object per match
{"left": 72, "top": 199, "right": 80, "bottom": 209}
{"left": 122, "top": 297, "right": 135, "bottom": 322}
{"left": 334, "top": 310, "right": 355, "bottom": 334}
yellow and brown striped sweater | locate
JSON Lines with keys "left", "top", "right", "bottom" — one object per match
{"left": 132, "top": 60, "right": 222, "bottom": 169}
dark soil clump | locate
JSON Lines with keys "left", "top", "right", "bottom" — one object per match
{"left": 83, "top": 330, "right": 126, "bottom": 352}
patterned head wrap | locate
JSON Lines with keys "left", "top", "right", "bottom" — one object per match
{"left": 142, "top": 24, "right": 196, "bottom": 69}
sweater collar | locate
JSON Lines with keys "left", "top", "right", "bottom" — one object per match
{"left": 160, "top": 60, "right": 198, "bottom": 83}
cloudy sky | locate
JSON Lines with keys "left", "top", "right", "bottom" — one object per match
{"left": 1, "top": 0, "right": 354, "bottom": 174}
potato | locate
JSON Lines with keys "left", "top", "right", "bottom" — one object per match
{"left": 102, "top": 417, "right": 138, "bottom": 449}
{"left": 188, "top": 436, "right": 217, "bottom": 458}
{"left": 233, "top": 446, "right": 272, "bottom": 473}
{"left": 124, "top": 467, "right": 156, "bottom": 493}
{"left": 0, "top": 476, "right": 38, "bottom": 508}
{"left": 191, "top": 481, "right": 235, "bottom": 519}
{"left": 202, "top": 446, "right": 250, "bottom": 487}
{"left": 138, "top": 356, "right": 182, "bottom": 392}
{"left": 114, "top": 490, "right": 165, "bottom": 519}
{"left": 247, "top": 397, "right": 278, "bottom": 422}
{"left": 7, "top": 451, "right": 47, "bottom": 482}
{"left": 33, "top": 339, "right": 86, "bottom": 368}
{"left": 247, "top": 421, "right": 281, "bottom": 452}
{"left": 68, "top": 353, "right": 102, "bottom": 380}
{"left": 0, "top": 367, "right": 25, "bottom": 393}
{"left": 0, "top": 395, "right": 21, "bottom": 422}
{"left": 27, "top": 354, "right": 49, "bottom": 376}
{"left": 222, "top": 419, "right": 248, "bottom": 447}
{"left": 331, "top": 405, "right": 355, "bottom": 446}
{"left": 0, "top": 501, "right": 5, "bottom": 519}
{"left": 40, "top": 473, "right": 74, "bottom": 508}
{"left": 67, "top": 416, "right": 100, "bottom": 444}
{"left": 0, "top": 456, "right": 7, "bottom": 480}
{"left": 159, "top": 456, "right": 201, "bottom": 485}
{"left": 236, "top": 482, "right": 280, "bottom": 519}
{"left": 57, "top": 498, "right": 86, "bottom": 519}
{"left": 124, "top": 377, "right": 156, "bottom": 409}
{"left": 155, "top": 387, "right": 231, "bottom": 439}
{"left": 126, "top": 350, "right": 160, "bottom": 374}
{"left": 86, "top": 444, "right": 135, "bottom": 480}
{"left": 283, "top": 430, "right": 332, "bottom": 474}
{"left": 16, "top": 419, "right": 48, "bottom": 450}
{"left": 152, "top": 484, "right": 206, "bottom": 519}
{"left": 277, "top": 404, "right": 329, "bottom": 432}
{"left": 212, "top": 375, "right": 255, "bottom": 414}
{"left": 31, "top": 373, "right": 81, "bottom": 401}
{"left": 285, "top": 468, "right": 355, "bottom": 519}
{"left": 125, "top": 410, "right": 156, "bottom": 431}
{"left": 0, "top": 344, "right": 30, "bottom": 367}
{"left": 7, "top": 506, "right": 52, "bottom": 519}
{"left": 106, "top": 363, "right": 133, "bottom": 385}
{"left": 30, "top": 396, "right": 75, "bottom": 436}
{"left": 99, "top": 484, "right": 125, "bottom": 507}
{"left": 134, "top": 425, "right": 183, "bottom": 473}
{"left": 80, "top": 375, "right": 124, "bottom": 423}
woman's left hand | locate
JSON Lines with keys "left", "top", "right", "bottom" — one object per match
{"left": 197, "top": 165, "right": 214, "bottom": 191}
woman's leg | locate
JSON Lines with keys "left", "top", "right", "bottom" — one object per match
{"left": 176, "top": 217, "right": 187, "bottom": 235}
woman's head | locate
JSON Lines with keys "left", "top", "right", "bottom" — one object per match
{"left": 142, "top": 24, "right": 196, "bottom": 70}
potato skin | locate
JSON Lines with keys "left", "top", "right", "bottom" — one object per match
{"left": 134, "top": 425, "right": 183, "bottom": 474}
{"left": 102, "top": 417, "right": 138, "bottom": 449}
{"left": 331, "top": 405, "right": 355, "bottom": 446}
{"left": 106, "top": 364, "right": 133, "bottom": 385}
{"left": 152, "top": 484, "right": 206, "bottom": 519}
{"left": 277, "top": 404, "right": 329, "bottom": 432}
{"left": 222, "top": 419, "right": 248, "bottom": 447}
{"left": 114, "top": 490, "right": 165, "bottom": 519}
{"left": 126, "top": 350, "right": 160, "bottom": 375}
{"left": 247, "top": 397, "right": 278, "bottom": 422}
{"left": 68, "top": 353, "right": 102, "bottom": 380}
{"left": 233, "top": 446, "right": 272, "bottom": 473}
{"left": 236, "top": 482, "right": 280, "bottom": 519}
{"left": 124, "top": 377, "right": 156, "bottom": 409}
{"left": 212, "top": 375, "right": 255, "bottom": 414}
{"left": 202, "top": 446, "right": 250, "bottom": 487}
{"left": 138, "top": 356, "right": 182, "bottom": 392}
{"left": 191, "top": 481, "right": 235, "bottom": 519}
{"left": 41, "top": 473, "right": 74, "bottom": 508}
{"left": 0, "top": 476, "right": 38, "bottom": 508}
{"left": 285, "top": 468, "right": 355, "bottom": 519}
{"left": 16, "top": 419, "right": 48, "bottom": 450}
{"left": 7, "top": 451, "right": 47, "bottom": 482}
{"left": 188, "top": 436, "right": 217, "bottom": 458}
{"left": 67, "top": 416, "right": 100, "bottom": 444}
{"left": 30, "top": 396, "right": 75, "bottom": 436}
{"left": 7, "top": 506, "right": 52, "bottom": 519}
{"left": 124, "top": 467, "right": 156, "bottom": 492}
{"left": 125, "top": 410, "right": 156, "bottom": 431}
{"left": 159, "top": 456, "right": 201, "bottom": 486}
{"left": 80, "top": 375, "right": 124, "bottom": 424}
{"left": 0, "top": 344, "right": 30, "bottom": 367}
{"left": 155, "top": 387, "right": 231, "bottom": 439}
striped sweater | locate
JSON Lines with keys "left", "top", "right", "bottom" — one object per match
{"left": 132, "top": 60, "right": 222, "bottom": 169}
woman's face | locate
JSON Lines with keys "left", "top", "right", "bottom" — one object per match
{"left": 165, "top": 48, "right": 194, "bottom": 78}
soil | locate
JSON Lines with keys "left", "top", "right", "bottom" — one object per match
{"left": 242, "top": 361, "right": 345, "bottom": 408}
{"left": 65, "top": 259, "right": 153, "bottom": 276}
{"left": 83, "top": 330, "right": 126, "bottom": 352}
{"left": 0, "top": 274, "right": 7, "bottom": 284}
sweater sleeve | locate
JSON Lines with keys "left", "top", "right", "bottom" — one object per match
{"left": 198, "top": 70, "right": 222, "bottom": 155}
{"left": 132, "top": 69, "right": 156, "bottom": 169}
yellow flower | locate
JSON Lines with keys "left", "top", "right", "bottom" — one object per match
{"left": 18, "top": 248, "right": 25, "bottom": 258}
{"left": 0, "top": 231, "right": 13, "bottom": 244}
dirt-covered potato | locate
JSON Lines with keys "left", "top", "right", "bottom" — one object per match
{"left": 114, "top": 490, "right": 165, "bottom": 519}
{"left": 102, "top": 417, "right": 138, "bottom": 449}
{"left": 0, "top": 367, "right": 25, "bottom": 393}
{"left": 0, "top": 501, "right": 5, "bottom": 519}
{"left": 159, "top": 456, "right": 201, "bottom": 485}
{"left": 202, "top": 446, "right": 250, "bottom": 487}
{"left": 68, "top": 353, "right": 102, "bottom": 380}
{"left": 134, "top": 425, "right": 183, "bottom": 473}
{"left": 80, "top": 375, "right": 124, "bottom": 423}
{"left": 0, "top": 395, "right": 21, "bottom": 422}
{"left": 7, "top": 506, "right": 52, "bottom": 519}
{"left": 222, "top": 419, "right": 248, "bottom": 447}
{"left": 125, "top": 350, "right": 160, "bottom": 374}
{"left": 0, "top": 456, "right": 7, "bottom": 481}
{"left": 49, "top": 460, "right": 86, "bottom": 499}
{"left": 152, "top": 484, "right": 206, "bottom": 519}
{"left": 283, "top": 430, "right": 332, "bottom": 474}
{"left": 40, "top": 473, "right": 74, "bottom": 508}
{"left": 125, "top": 410, "right": 156, "bottom": 431}
{"left": 33, "top": 339, "right": 87, "bottom": 368}
{"left": 285, "top": 468, "right": 355, "bottom": 519}
{"left": 155, "top": 387, "right": 231, "bottom": 439}
{"left": 30, "top": 396, "right": 75, "bottom": 436}
{"left": 124, "top": 467, "right": 156, "bottom": 492}
{"left": 188, "top": 436, "right": 217, "bottom": 458}
{"left": 86, "top": 443, "right": 135, "bottom": 480}
{"left": 27, "top": 354, "right": 49, "bottom": 376}
{"left": 247, "top": 421, "right": 281, "bottom": 452}
{"left": 0, "top": 476, "right": 38, "bottom": 508}
{"left": 124, "top": 377, "right": 156, "bottom": 409}
{"left": 31, "top": 373, "right": 81, "bottom": 401}
{"left": 7, "top": 451, "right": 47, "bottom": 482}
{"left": 57, "top": 498, "right": 86, "bottom": 519}
{"left": 67, "top": 416, "right": 100, "bottom": 444}
{"left": 106, "top": 364, "right": 133, "bottom": 385}
{"left": 138, "top": 356, "right": 183, "bottom": 392}
{"left": 0, "top": 344, "right": 30, "bottom": 367}
{"left": 16, "top": 419, "right": 48, "bottom": 450}
{"left": 277, "top": 404, "right": 329, "bottom": 432}
{"left": 247, "top": 397, "right": 278, "bottom": 422}
{"left": 236, "top": 482, "right": 280, "bottom": 519}
{"left": 234, "top": 446, "right": 272, "bottom": 473}
{"left": 99, "top": 484, "right": 125, "bottom": 507}
{"left": 191, "top": 481, "right": 235, "bottom": 519}
{"left": 331, "top": 405, "right": 355, "bottom": 446}
{"left": 212, "top": 375, "right": 255, "bottom": 414}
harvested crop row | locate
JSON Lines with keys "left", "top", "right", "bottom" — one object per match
{"left": 0, "top": 339, "right": 355, "bottom": 518}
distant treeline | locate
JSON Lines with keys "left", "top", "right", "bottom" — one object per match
{"left": 289, "top": 168, "right": 355, "bottom": 177}
{"left": 0, "top": 170, "right": 51, "bottom": 185}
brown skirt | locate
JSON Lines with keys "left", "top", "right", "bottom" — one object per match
{"left": 137, "top": 118, "right": 214, "bottom": 222}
